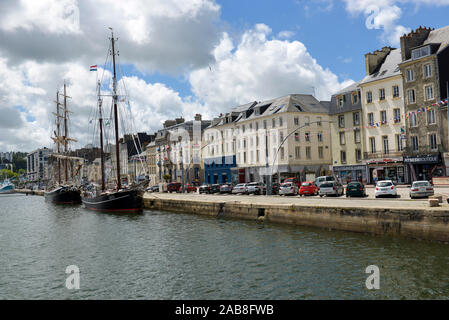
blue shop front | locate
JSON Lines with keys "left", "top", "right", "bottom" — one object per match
{"left": 204, "top": 155, "right": 236, "bottom": 184}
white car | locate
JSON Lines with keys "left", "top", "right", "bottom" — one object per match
{"left": 232, "top": 183, "right": 248, "bottom": 194}
{"left": 278, "top": 182, "right": 298, "bottom": 196}
{"left": 375, "top": 180, "right": 397, "bottom": 198}
{"left": 409, "top": 181, "right": 434, "bottom": 199}
{"left": 319, "top": 181, "right": 344, "bottom": 197}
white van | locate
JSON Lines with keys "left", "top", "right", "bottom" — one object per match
{"left": 314, "top": 176, "right": 336, "bottom": 188}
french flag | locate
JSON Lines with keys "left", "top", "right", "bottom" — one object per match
{"left": 90, "top": 65, "right": 97, "bottom": 71}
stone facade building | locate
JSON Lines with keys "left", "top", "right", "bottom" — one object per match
{"left": 204, "top": 94, "right": 332, "bottom": 184}
{"left": 360, "top": 47, "right": 407, "bottom": 184}
{"left": 152, "top": 115, "right": 211, "bottom": 186}
{"left": 399, "top": 26, "right": 449, "bottom": 181}
{"left": 329, "top": 81, "right": 366, "bottom": 183}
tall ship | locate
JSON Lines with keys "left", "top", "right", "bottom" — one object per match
{"left": 81, "top": 29, "right": 144, "bottom": 213}
{"left": 44, "top": 83, "right": 82, "bottom": 204}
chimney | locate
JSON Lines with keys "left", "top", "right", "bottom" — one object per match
{"left": 194, "top": 113, "right": 202, "bottom": 121}
{"left": 175, "top": 117, "right": 185, "bottom": 124}
{"left": 163, "top": 119, "right": 177, "bottom": 128}
{"left": 364, "top": 46, "right": 394, "bottom": 76}
{"left": 400, "top": 26, "right": 432, "bottom": 61}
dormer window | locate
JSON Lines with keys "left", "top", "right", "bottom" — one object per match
{"left": 411, "top": 45, "right": 431, "bottom": 60}
{"left": 337, "top": 95, "right": 344, "bottom": 107}
{"left": 255, "top": 108, "right": 260, "bottom": 116}
{"left": 352, "top": 92, "right": 358, "bottom": 104}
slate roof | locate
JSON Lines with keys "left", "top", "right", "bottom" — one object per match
{"left": 424, "top": 25, "right": 449, "bottom": 54}
{"left": 238, "top": 94, "right": 329, "bottom": 123}
{"left": 360, "top": 49, "right": 402, "bottom": 85}
{"left": 328, "top": 81, "right": 362, "bottom": 115}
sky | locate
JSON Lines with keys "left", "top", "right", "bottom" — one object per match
{"left": 0, "top": 0, "right": 449, "bottom": 152}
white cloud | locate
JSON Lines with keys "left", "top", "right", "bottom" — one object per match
{"left": 343, "top": 0, "right": 449, "bottom": 45}
{"left": 0, "top": 0, "right": 221, "bottom": 73}
{"left": 277, "top": 30, "right": 295, "bottom": 39}
{"left": 189, "top": 24, "right": 353, "bottom": 114}
{"left": 0, "top": 0, "right": 81, "bottom": 35}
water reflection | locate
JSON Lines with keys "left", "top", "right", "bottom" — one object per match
{"left": 1, "top": 195, "right": 449, "bottom": 299}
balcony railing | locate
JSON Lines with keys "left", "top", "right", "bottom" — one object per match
{"left": 364, "top": 150, "right": 404, "bottom": 159}
{"left": 403, "top": 145, "right": 444, "bottom": 155}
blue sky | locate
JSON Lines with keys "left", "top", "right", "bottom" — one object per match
{"left": 134, "top": 0, "right": 449, "bottom": 99}
{"left": 1, "top": 0, "right": 449, "bottom": 151}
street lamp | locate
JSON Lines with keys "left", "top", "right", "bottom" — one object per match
{"left": 265, "top": 119, "right": 334, "bottom": 196}
{"left": 181, "top": 140, "right": 212, "bottom": 193}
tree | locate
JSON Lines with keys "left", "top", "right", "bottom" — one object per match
{"left": 0, "top": 169, "right": 18, "bottom": 179}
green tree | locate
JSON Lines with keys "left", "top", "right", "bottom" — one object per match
{"left": 0, "top": 169, "right": 18, "bottom": 179}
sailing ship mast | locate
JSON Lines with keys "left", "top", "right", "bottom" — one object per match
{"left": 97, "top": 80, "right": 106, "bottom": 191}
{"left": 110, "top": 29, "right": 121, "bottom": 190}
{"left": 63, "top": 82, "right": 69, "bottom": 183}
{"left": 56, "top": 91, "right": 62, "bottom": 185}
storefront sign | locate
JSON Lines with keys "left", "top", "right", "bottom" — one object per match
{"left": 404, "top": 155, "right": 440, "bottom": 164}
{"left": 433, "top": 177, "right": 449, "bottom": 185}
{"left": 333, "top": 165, "right": 366, "bottom": 171}
{"left": 366, "top": 157, "right": 402, "bottom": 164}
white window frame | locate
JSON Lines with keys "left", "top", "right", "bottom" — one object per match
{"left": 424, "top": 84, "right": 434, "bottom": 101}
{"left": 408, "top": 89, "right": 416, "bottom": 104}
{"left": 407, "top": 69, "right": 414, "bottom": 82}
{"left": 424, "top": 64, "right": 432, "bottom": 78}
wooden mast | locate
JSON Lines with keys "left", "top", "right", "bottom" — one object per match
{"left": 63, "top": 82, "right": 68, "bottom": 183}
{"left": 97, "top": 80, "right": 106, "bottom": 191}
{"left": 111, "top": 29, "right": 121, "bottom": 190}
{"left": 56, "top": 91, "right": 61, "bottom": 185}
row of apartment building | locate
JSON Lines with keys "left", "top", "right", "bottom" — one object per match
{"left": 144, "top": 25, "right": 449, "bottom": 187}
{"left": 26, "top": 25, "right": 449, "bottom": 187}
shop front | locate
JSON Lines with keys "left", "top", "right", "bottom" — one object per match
{"left": 404, "top": 154, "right": 441, "bottom": 182}
{"left": 365, "top": 157, "right": 405, "bottom": 184}
{"left": 332, "top": 165, "right": 367, "bottom": 184}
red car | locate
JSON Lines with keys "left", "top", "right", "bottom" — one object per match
{"left": 167, "top": 182, "right": 182, "bottom": 193}
{"left": 186, "top": 184, "right": 198, "bottom": 193}
{"left": 299, "top": 181, "right": 319, "bottom": 196}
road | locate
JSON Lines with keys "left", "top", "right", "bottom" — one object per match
{"left": 145, "top": 186, "right": 449, "bottom": 211}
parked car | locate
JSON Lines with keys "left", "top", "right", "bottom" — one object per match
{"left": 147, "top": 185, "right": 159, "bottom": 192}
{"left": 314, "top": 176, "right": 336, "bottom": 188}
{"left": 345, "top": 181, "right": 366, "bottom": 197}
{"left": 210, "top": 184, "right": 221, "bottom": 193}
{"left": 279, "top": 182, "right": 298, "bottom": 196}
{"left": 185, "top": 184, "right": 198, "bottom": 193}
{"left": 199, "top": 184, "right": 212, "bottom": 194}
{"left": 219, "top": 183, "right": 233, "bottom": 194}
{"left": 299, "top": 181, "right": 319, "bottom": 196}
{"left": 375, "top": 180, "right": 397, "bottom": 198}
{"left": 319, "top": 181, "right": 344, "bottom": 197}
{"left": 283, "top": 177, "right": 301, "bottom": 188}
{"left": 167, "top": 182, "right": 182, "bottom": 193}
{"left": 232, "top": 183, "right": 248, "bottom": 194}
{"left": 409, "top": 180, "right": 434, "bottom": 199}
{"left": 247, "top": 182, "right": 266, "bottom": 195}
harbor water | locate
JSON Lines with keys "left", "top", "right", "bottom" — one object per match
{"left": 1, "top": 194, "right": 449, "bottom": 299}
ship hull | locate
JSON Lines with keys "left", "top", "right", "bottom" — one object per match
{"left": 44, "top": 186, "right": 81, "bottom": 204}
{"left": 0, "top": 185, "right": 14, "bottom": 194}
{"left": 81, "top": 189, "right": 142, "bottom": 213}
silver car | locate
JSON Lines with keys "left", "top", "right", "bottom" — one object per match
{"left": 319, "top": 181, "right": 344, "bottom": 197}
{"left": 247, "top": 182, "right": 266, "bottom": 195}
{"left": 409, "top": 181, "right": 434, "bottom": 199}
{"left": 232, "top": 183, "right": 248, "bottom": 194}
{"left": 279, "top": 182, "right": 298, "bottom": 196}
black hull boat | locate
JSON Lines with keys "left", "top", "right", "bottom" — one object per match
{"left": 81, "top": 189, "right": 142, "bottom": 213}
{"left": 44, "top": 186, "right": 81, "bottom": 204}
